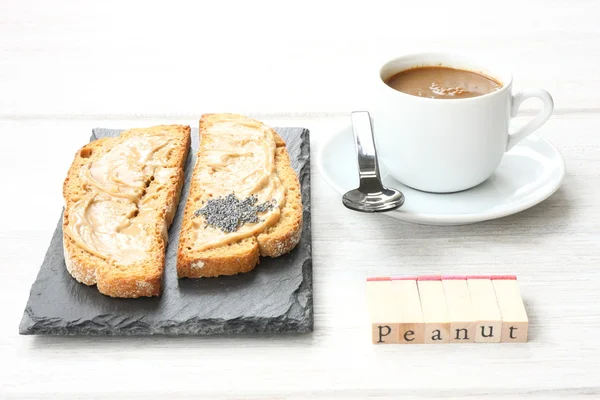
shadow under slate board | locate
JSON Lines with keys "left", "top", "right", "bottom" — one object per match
{"left": 19, "top": 127, "right": 312, "bottom": 336}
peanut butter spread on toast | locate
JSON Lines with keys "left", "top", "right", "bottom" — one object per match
{"left": 191, "top": 118, "right": 285, "bottom": 251}
{"left": 64, "top": 133, "right": 180, "bottom": 265}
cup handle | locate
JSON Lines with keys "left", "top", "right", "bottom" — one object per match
{"left": 506, "top": 89, "right": 554, "bottom": 151}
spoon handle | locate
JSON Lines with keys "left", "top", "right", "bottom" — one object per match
{"left": 350, "top": 111, "right": 384, "bottom": 192}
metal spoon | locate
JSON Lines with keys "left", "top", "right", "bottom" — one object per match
{"left": 342, "top": 111, "right": 405, "bottom": 213}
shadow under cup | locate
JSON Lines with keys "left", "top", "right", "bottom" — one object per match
{"left": 372, "top": 53, "right": 515, "bottom": 194}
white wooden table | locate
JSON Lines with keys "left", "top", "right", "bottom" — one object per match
{"left": 1, "top": 1, "right": 599, "bottom": 398}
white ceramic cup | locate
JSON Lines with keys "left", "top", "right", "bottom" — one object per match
{"left": 372, "top": 53, "right": 554, "bottom": 193}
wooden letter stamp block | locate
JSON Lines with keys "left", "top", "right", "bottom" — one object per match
{"left": 391, "top": 277, "right": 424, "bottom": 344}
{"left": 417, "top": 276, "right": 450, "bottom": 344}
{"left": 366, "top": 277, "right": 401, "bottom": 344}
{"left": 442, "top": 276, "right": 475, "bottom": 343}
{"left": 492, "top": 275, "right": 529, "bottom": 343}
{"left": 467, "top": 276, "right": 502, "bottom": 343}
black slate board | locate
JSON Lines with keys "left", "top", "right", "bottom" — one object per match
{"left": 19, "top": 127, "right": 312, "bottom": 335}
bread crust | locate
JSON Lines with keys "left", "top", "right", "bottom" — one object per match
{"left": 177, "top": 114, "right": 302, "bottom": 278}
{"left": 62, "top": 125, "right": 190, "bottom": 298}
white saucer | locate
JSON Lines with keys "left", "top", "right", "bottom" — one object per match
{"left": 317, "top": 125, "right": 566, "bottom": 226}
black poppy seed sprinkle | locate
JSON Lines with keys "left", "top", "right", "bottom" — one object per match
{"left": 194, "top": 193, "right": 277, "bottom": 233}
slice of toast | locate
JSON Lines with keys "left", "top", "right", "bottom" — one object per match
{"left": 177, "top": 114, "right": 302, "bottom": 278}
{"left": 62, "top": 125, "right": 190, "bottom": 298}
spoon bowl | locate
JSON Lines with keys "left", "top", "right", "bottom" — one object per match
{"left": 342, "top": 187, "right": 405, "bottom": 213}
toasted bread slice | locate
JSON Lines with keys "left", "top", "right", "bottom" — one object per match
{"left": 177, "top": 114, "right": 302, "bottom": 278}
{"left": 62, "top": 125, "right": 190, "bottom": 298}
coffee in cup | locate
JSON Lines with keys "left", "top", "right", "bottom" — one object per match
{"left": 384, "top": 66, "right": 502, "bottom": 99}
